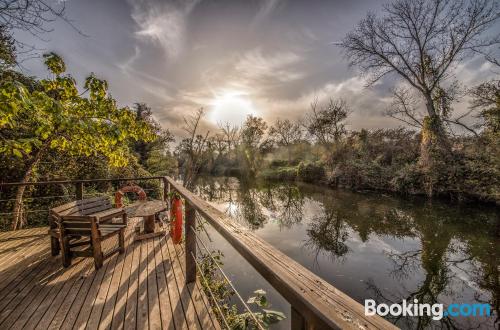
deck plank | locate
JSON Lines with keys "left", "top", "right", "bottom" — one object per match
{"left": 111, "top": 225, "right": 136, "bottom": 330}
{"left": 136, "top": 238, "right": 149, "bottom": 329}
{"left": 147, "top": 237, "right": 162, "bottom": 330}
{"left": 0, "top": 224, "right": 220, "bottom": 330}
{"left": 153, "top": 236, "right": 175, "bottom": 330}
{"left": 33, "top": 258, "right": 92, "bottom": 329}
{"left": 159, "top": 233, "right": 189, "bottom": 330}
{"left": 165, "top": 235, "right": 202, "bottom": 330}
{"left": 100, "top": 224, "right": 134, "bottom": 330}
{"left": 10, "top": 258, "right": 82, "bottom": 330}
{"left": 172, "top": 242, "right": 216, "bottom": 329}
{"left": 123, "top": 229, "right": 141, "bottom": 329}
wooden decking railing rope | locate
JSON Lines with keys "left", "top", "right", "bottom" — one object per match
{"left": 0, "top": 176, "right": 398, "bottom": 330}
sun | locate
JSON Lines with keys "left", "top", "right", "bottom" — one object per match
{"left": 209, "top": 91, "right": 257, "bottom": 126}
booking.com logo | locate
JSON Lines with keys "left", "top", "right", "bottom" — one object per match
{"left": 365, "top": 299, "right": 492, "bottom": 321}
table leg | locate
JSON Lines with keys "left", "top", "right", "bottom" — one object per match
{"left": 144, "top": 215, "right": 155, "bottom": 233}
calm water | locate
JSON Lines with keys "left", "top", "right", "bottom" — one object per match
{"left": 193, "top": 176, "right": 499, "bottom": 329}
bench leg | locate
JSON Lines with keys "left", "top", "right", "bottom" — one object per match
{"left": 118, "top": 228, "right": 125, "bottom": 254}
{"left": 92, "top": 238, "right": 104, "bottom": 270}
{"left": 61, "top": 236, "right": 72, "bottom": 268}
{"left": 51, "top": 236, "right": 60, "bottom": 256}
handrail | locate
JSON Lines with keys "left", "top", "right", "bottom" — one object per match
{"left": 0, "top": 176, "right": 165, "bottom": 187}
{"left": 164, "top": 176, "right": 398, "bottom": 330}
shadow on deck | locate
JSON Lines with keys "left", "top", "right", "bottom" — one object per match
{"left": 0, "top": 219, "right": 220, "bottom": 329}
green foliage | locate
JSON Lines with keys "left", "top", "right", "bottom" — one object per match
{"left": 231, "top": 290, "right": 286, "bottom": 329}
{"left": 0, "top": 26, "right": 15, "bottom": 71}
{"left": 43, "top": 53, "right": 66, "bottom": 76}
{"left": 198, "top": 250, "right": 285, "bottom": 329}
{"left": 0, "top": 52, "right": 155, "bottom": 167}
{"left": 297, "top": 161, "right": 325, "bottom": 183}
{"left": 258, "top": 166, "right": 297, "bottom": 181}
{"left": 131, "top": 103, "right": 177, "bottom": 176}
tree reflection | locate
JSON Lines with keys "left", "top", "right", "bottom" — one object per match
{"left": 368, "top": 205, "right": 497, "bottom": 329}
{"left": 270, "top": 185, "right": 304, "bottom": 229}
{"left": 305, "top": 208, "right": 350, "bottom": 263}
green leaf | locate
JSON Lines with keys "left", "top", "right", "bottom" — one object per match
{"left": 12, "top": 149, "right": 22, "bottom": 158}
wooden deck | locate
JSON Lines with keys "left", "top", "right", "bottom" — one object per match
{"left": 0, "top": 219, "right": 221, "bottom": 330}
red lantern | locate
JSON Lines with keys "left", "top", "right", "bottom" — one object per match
{"left": 170, "top": 196, "right": 183, "bottom": 244}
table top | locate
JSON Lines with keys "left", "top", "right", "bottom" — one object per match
{"left": 125, "top": 200, "right": 168, "bottom": 217}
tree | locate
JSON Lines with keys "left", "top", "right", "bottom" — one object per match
{"left": 0, "top": 53, "right": 154, "bottom": 229}
{"left": 218, "top": 122, "right": 240, "bottom": 152}
{"left": 240, "top": 115, "right": 267, "bottom": 148}
{"left": 131, "top": 102, "right": 174, "bottom": 166}
{"left": 304, "top": 98, "right": 349, "bottom": 144}
{"left": 177, "top": 108, "right": 210, "bottom": 189}
{"left": 341, "top": 0, "right": 499, "bottom": 141}
{"left": 469, "top": 78, "right": 500, "bottom": 136}
{"left": 240, "top": 115, "right": 267, "bottom": 175}
{"left": 0, "top": 26, "right": 15, "bottom": 71}
{"left": 269, "top": 119, "right": 302, "bottom": 147}
{"left": 0, "top": 0, "right": 83, "bottom": 53}
{"left": 269, "top": 119, "right": 303, "bottom": 163}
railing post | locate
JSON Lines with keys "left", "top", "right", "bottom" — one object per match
{"left": 291, "top": 306, "right": 307, "bottom": 330}
{"left": 162, "top": 177, "right": 170, "bottom": 205}
{"left": 75, "top": 182, "right": 83, "bottom": 200}
{"left": 185, "top": 201, "right": 197, "bottom": 283}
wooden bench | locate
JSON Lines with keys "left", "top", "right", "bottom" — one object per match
{"left": 49, "top": 196, "right": 127, "bottom": 269}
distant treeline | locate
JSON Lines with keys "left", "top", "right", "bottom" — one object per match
{"left": 175, "top": 100, "right": 499, "bottom": 204}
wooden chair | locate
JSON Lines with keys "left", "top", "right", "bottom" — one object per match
{"left": 49, "top": 196, "right": 127, "bottom": 269}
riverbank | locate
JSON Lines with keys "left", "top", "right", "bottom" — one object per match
{"left": 253, "top": 158, "right": 499, "bottom": 206}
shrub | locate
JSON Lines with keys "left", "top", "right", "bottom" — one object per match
{"left": 297, "top": 161, "right": 325, "bottom": 183}
{"left": 258, "top": 167, "right": 297, "bottom": 181}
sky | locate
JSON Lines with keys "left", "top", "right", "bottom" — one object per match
{"left": 14, "top": 0, "right": 500, "bottom": 138}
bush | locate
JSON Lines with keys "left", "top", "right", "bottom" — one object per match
{"left": 269, "top": 159, "right": 289, "bottom": 168}
{"left": 258, "top": 167, "right": 297, "bottom": 181}
{"left": 297, "top": 161, "right": 325, "bottom": 183}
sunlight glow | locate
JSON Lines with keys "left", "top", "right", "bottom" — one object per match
{"left": 209, "top": 91, "right": 257, "bottom": 126}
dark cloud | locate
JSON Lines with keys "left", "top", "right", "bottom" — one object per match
{"left": 14, "top": 0, "right": 499, "bottom": 138}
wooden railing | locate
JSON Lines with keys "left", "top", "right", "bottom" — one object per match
{"left": 0, "top": 176, "right": 397, "bottom": 329}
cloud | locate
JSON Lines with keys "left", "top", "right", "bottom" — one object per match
{"left": 252, "top": 0, "right": 285, "bottom": 27}
{"left": 235, "top": 48, "right": 304, "bottom": 84}
{"left": 129, "top": 0, "right": 200, "bottom": 59}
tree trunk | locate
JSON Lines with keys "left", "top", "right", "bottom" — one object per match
{"left": 418, "top": 115, "right": 451, "bottom": 197}
{"left": 11, "top": 147, "right": 46, "bottom": 230}
{"left": 417, "top": 91, "right": 454, "bottom": 197}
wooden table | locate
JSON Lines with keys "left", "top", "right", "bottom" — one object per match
{"left": 126, "top": 200, "right": 168, "bottom": 241}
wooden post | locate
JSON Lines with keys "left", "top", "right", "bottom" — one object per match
{"left": 75, "top": 182, "right": 84, "bottom": 200}
{"left": 185, "top": 201, "right": 197, "bottom": 283}
{"left": 291, "top": 306, "right": 307, "bottom": 330}
{"left": 162, "top": 177, "right": 167, "bottom": 201}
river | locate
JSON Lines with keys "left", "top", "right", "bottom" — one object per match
{"left": 192, "top": 176, "right": 499, "bottom": 329}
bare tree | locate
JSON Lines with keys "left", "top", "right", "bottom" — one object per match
{"left": 0, "top": 0, "right": 84, "bottom": 56}
{"left": 386, "top": 87, "right": 424, "bottom": 128}
{"left": 341, "top": 0, "right": 499, "bottom": 139}
{"left": 269, "top": 118, "right": 303, "bottom": 163}
{"left": 304, "top": 98, "right": 349, "bottom": 144}
{"left": 269, "top": 119, "right": 303, "bottom": 147}
{"left": 218, "top": 122, "right": 240, "bottom": 152}
{"left": 178, "top": 108, "right": 210, "bottom": 189}
{"left": 469, "top": 79, "right": 500, "bottom": 135}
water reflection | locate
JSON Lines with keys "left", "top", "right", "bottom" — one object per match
{"left": 305, "top": 208, "right": 350, "bottom": 262}
{"left": 195, "top": 176, "right": 499, "bottom": 329}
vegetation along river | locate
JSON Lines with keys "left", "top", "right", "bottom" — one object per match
{"left": 193, "top": 176, "right": 499, "bottom": 329}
